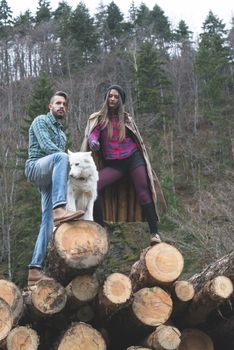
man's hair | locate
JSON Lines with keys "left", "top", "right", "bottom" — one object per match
{"left": 50, "top": 91, "right": 69, "bottom": 106}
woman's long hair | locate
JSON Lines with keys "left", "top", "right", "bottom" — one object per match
{"left": 98, "top": 91, "right": 126, "bottom": 142}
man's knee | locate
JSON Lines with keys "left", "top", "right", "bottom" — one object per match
{"left": 54, "top": 152, "right": 69, "bottom": 163}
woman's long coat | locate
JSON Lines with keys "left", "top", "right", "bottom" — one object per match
{"left": 80, "top": 112, "right": 167, "bottom": 222}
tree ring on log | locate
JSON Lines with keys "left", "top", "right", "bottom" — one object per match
{"left": 54, "top": 220, "right": 109, "bottom": 269}
{"left": 103, "top": 273, "right": 132, "bottom": 304}
{"left": 145, "top": 243, "right": 184, "bottom": 284}
{"left": 0, "top": 298, "right": 13, "bottom": 341}
{"left": 7, "top": 326, "right": 39, "bottom": 349}
{"left": 57, "top": 322, "right": 106, "bottom": 349}
{"left": 132, "top": 287, "right": 173, "bottom": 326}
{"left": 31, "top": 280, "right": 67, "bottom": 315}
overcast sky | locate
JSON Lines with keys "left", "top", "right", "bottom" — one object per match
{"left": 8, "top": 0, "right": 234, "bottom": 35}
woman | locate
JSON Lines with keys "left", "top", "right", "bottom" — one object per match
{"left": 81, "top": 84, "right": 166, "bottom": 244}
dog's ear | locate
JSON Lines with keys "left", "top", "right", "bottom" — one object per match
{"left": 87, "top": 151, "right": 92, "bottom": 156}
{"left": 68, "top": 149, "right": 73, "bottom": 155}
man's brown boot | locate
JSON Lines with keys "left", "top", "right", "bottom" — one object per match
{"left": 28, "top": 268, "right": 53, "bottom": 286}
{"left": 53, "top": 206, "right": 85, "bottom": 226}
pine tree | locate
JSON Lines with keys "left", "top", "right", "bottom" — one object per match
{"left": 149, "top": 4, "right": 172, "bottom": 47}
{"left": 14, "top": 10, "right": 34, "bottom": 36}
{"left": 68, "top": 2, "right": 98, "bottom": 66}
{"left": 136, "top": 41, "right": 171, "bottom": 117}
{"left": 195, "top": 11, "right": 234, "bottom": 171}
{"left": 0, "top": 0, "right": 13, "bottom": 30}
{"left": 195, "top": 11, "right": 232, "bottom": 117}
{"left": 53, "top": 0, "right": 72, "bottom": 41}
{"left": 35, "top": 0, "right": 52, "bottom": 23}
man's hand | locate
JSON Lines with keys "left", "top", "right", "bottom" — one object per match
{"left": 89, "top": 140, "right": 100, "bottom": 151}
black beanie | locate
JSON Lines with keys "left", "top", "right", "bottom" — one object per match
{"left": 104, "top": 84, "right": 126, "bottom": 104}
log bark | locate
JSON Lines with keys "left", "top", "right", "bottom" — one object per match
{"left": 47, "top": 220, "right": 109, "bottom": 285}
{"left": 6, "top": 326, "right": 39, "bottom": 350}
{"left": 145, "top": 325, "right": 181, "bottom": 350}
{"left": 57, "top": 322, "right": 106, "bottom": 349}
{"left": 178, "top": 329, "right": 214, "bottom": 350}
{"left": 0, "top": 298, "right": 13, "bottom": 343}
{"left": 186, "top": 276, "right": 233, "bottom": 326}
{"left": 23, "top": 280, "right": 67, "bottom": 318}
{"left": 129, "top": 243, "right": 184, "bottom": 292}
{"left": 132, "top": 287, "right": 173, "bottom": 327}
{"left": 0, "top": 280, "right": 23, "bottom": 325}
{"left": 98, "top": 273, "right": 132, "bottom": 318}
{"left": 170, "top": 280, "right": 195, "bottom": 317}
{"left": 189, "top": 250, "right": 234, "bottom": 290}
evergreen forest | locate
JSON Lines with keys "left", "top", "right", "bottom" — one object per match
{"left": 0, "top": 0, "right": 233, "bottom": 287}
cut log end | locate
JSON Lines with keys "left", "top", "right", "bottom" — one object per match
{"left": 0, "top": 279, "right": 23, "bottom": 324}
{"left": 146, "top": 325, "right": 181, "bottom": 350}
{"left": 7, "top": 326, "right": 39, "bottom": 350}
{"left": 0, "top": 298, "right": 13, "bottom": 341}
{"left": 145, "top": 243, "right": 184, "bottom": 285}
{"left": 57, "top": 322, "right": 106, "bottom": 350}
{"left": 209, "top": 275, "right": 233, "bottom": 300}
{"left": 54, "top": 220, "right": 109, "bottom": 269}
{"left": 103, "top": 273, "right": 132, "bottom": 304}
{"left": 31, "top": 280, "right": 67, "bottom": 315}
{"left": 132, "top": 287, "right": 173, "bottom": 327}
{"left": 178, "top": 329, "right": 214, "bottom": 350}
{"left": 66, "top": 274, "right": 99, "bottom": 303}
{"left": 174, "top": 281, "right": 195, "bottom": 302}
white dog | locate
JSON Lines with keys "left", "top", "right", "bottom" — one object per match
{"left": 67, "top": 151, "right": 98, "bottom": 221}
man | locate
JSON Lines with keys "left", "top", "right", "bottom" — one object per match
{"left": 25, "top": 91, "right": 84, "bottom": 285}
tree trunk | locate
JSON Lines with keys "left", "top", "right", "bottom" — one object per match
{"left": 0, "top": 280, "right": 23, "bottom": 325}
{"left": 170, "top": 280, "right": 195, "bottom": 317}
{"left": 23, "top": 280, "right": 67, "bottom": 318}
{"left": 47, "top": 220, "right": 109, "bottom": 285}
{"left": 0, "top": 298, "right": 13, "bottom": 344}
{"left": 178, "top": 329, "right": 214, "bottom": 350}
{"left": 186, "top": 276, "right": 233, "bottom": 326}
{"left": 98, "top": 273, "right": 132, "bottom": 318}
{"left": 6, "top": 326, "right": 39, "bottom": 350}
{"left": 145, "top": 325, "right": 181, "bottom": 350}
{"left": 57, "top": 322, "right": 106, "bottom": 350}
{"left": 65, "top": 274, "right": 99, "bottom": 309}
{"left": 132, "top": 287, "right": 173, "bottom": 327}
{"left": 129, "top": 243, "right": 184, "bottom": 292}
{"left": 189, "top": 250, "right": 234, "bottom": 290}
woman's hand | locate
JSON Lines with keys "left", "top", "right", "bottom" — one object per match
{"left": 89, "top": 140, "right": 100, "bottom": 151}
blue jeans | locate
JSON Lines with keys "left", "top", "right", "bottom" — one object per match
{"left": 25, "top": 152, "right": 69, "bottom": 268}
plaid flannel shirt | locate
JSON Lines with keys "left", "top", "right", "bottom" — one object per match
{"left": 88, "top": 116, "right": 137, "bottom": 160}
{"left": 27, "top": 112, "right": 67, "bottom": 161}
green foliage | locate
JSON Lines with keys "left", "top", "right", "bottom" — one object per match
{"left": 0, "top": 0, "right": 13, "bottom": 27}
{"left": 150, "top": 4, "right": 172, "bottom": 43}
{"left": 67, "top": 2, "right": 98, "bottom": 65}
{"left": 105, "top": 2, "right": 124, "bottom": 38}
{"left": 195, "top": 11, "right": 232, "bottom": 116}
{"left": 53, "top": 1, "right": 72, "bottom": 40}
{"left": 14, "top": 10, "right": 34, "bottom": 35}
{"left": 35, "top": 0, "right": 52, "bottom": 23}
{"left": 136, "top": 41, "right": 171, "bottom": 114}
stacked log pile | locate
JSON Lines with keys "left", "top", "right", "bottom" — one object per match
{"left": 0, "top": 220, "right": 233, "bottom": 350}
